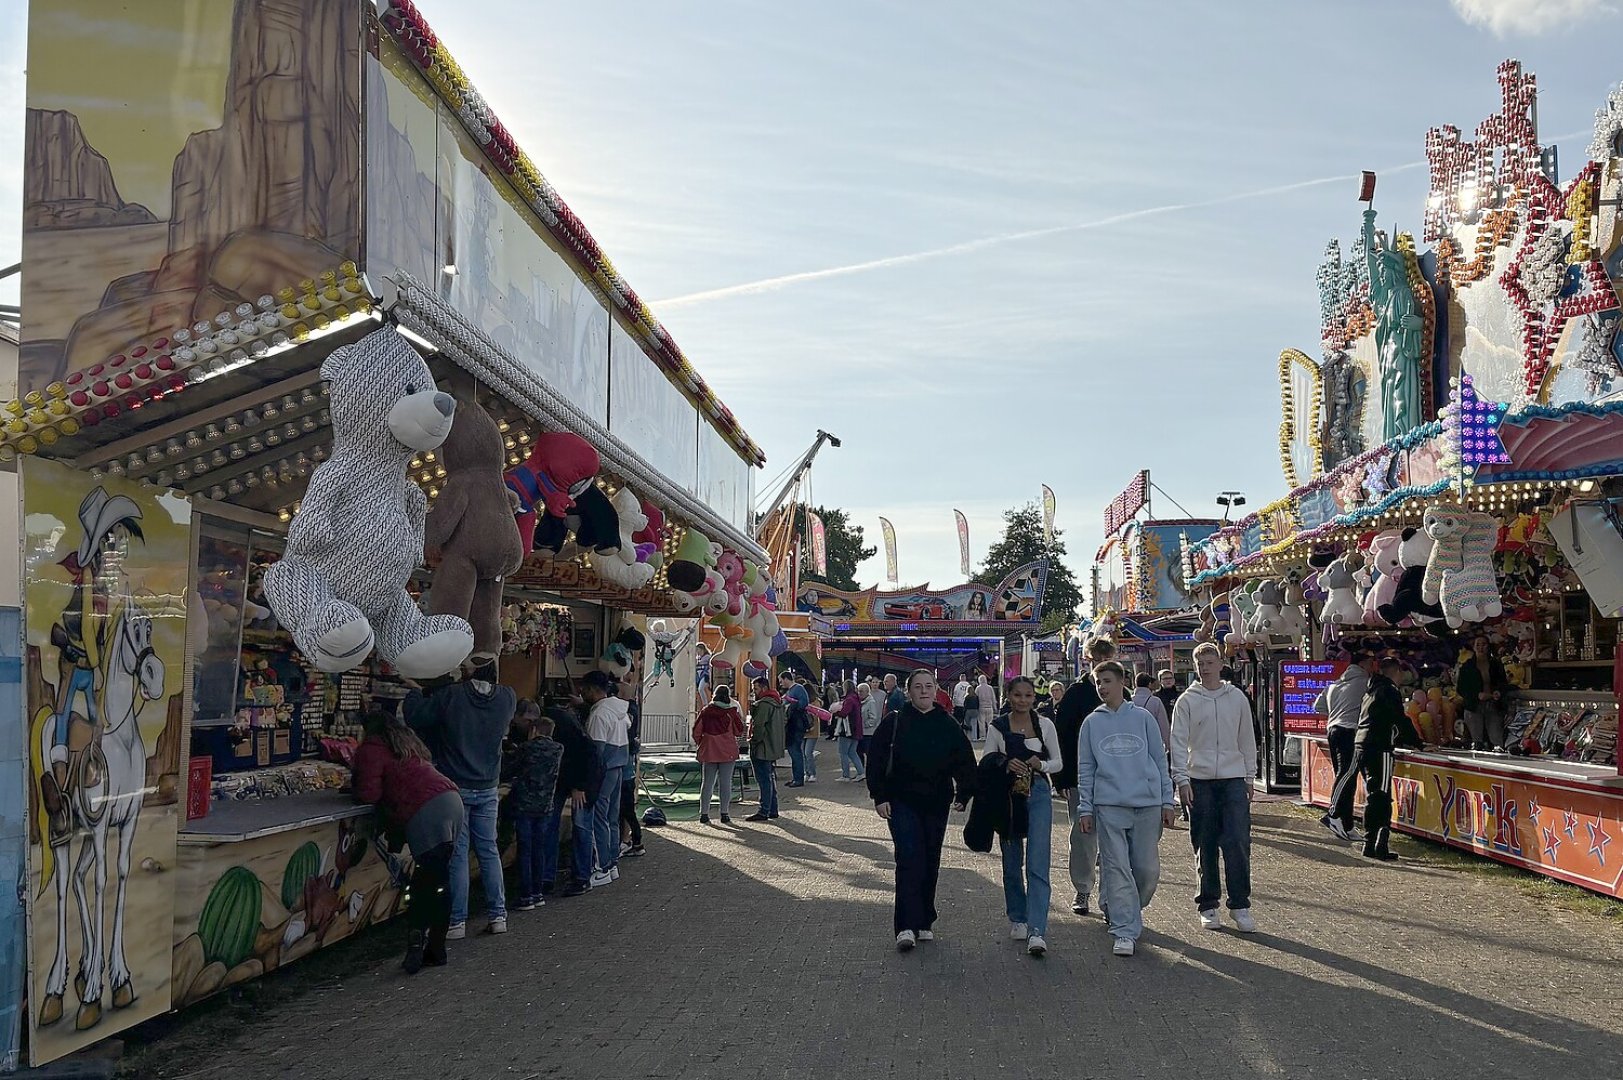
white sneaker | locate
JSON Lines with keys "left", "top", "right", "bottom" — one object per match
{"left": 1027, "top": 935, "right": 1047, "bottom": 956}
{"left": 1323, "top": 815, "right": 1351, "bottom": 841}
{"left": 916, "top": 930, "right": 935, "bottom": 942}
{"left": 806, "top": 776, "right": 818, "bottom": 783}
{"left": 1347, "top": 826, "right": 1366, "bottom": 843}
{"left": 619, "top": 841, "right": 633, "bottom": 856}
{"left": 1112, "top": 937, "right": 1135, "bottom": 957}
{"left": 1010, "top": 922, "right": 1028, "bottom": 940}
{"left": 1231, "top": 909, "right": 1258, "bottom": 934}
{"left": 609, "top": 866, "right": 620, "bottom": 882}
{"left": 589, "top": 870, "right": 612, "bottom": 888}
{"left": 896, "top": 930, "right": 916, "bottom": 951}
{"left": 445, "top": 922, "right": 466, "bottom": 941}
{"left": 835, "top": 776, "right": 852, "bottom": 783}
{"left": 486, "top": 917, "right": 508, "bottom": 935}
{"left": 1199, "top": 909, "right": 1223, "bottom": 931}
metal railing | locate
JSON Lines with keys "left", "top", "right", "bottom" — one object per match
{"left": 640, "top": 713, "right": 693, "bottom": 749}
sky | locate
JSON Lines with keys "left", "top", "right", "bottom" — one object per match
{"left": 3, "top": 0, "right": 1622, "bottom": 607}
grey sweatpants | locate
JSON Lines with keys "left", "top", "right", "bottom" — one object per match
{"left": 700, "top": 762, "right": 734, "bottom": 817}
{"left": 1095, "top": 804, "right": 1163, "bottom": 941}
{"left": 1066, "top": 788, "right": 1099, "bottom": 904}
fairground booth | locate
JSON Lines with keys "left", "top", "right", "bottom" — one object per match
{"left": 1089, "top": 470, "right": 1221, "bottom": 684}
{"left": 1185, "top": 60, "right": 1623, "bottom": 895}
{"left": 795, "top": 563, "right": 1051, "bottom": 689}
{"left": 0, "top": 0, "right": 771, "bottom": 1068}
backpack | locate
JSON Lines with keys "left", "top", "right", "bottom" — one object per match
{"left": 642, "top": 807, "right": 668, "bottom": 827}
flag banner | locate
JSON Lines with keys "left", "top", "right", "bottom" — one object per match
{"left": 879, "top": 517, "right": 898, "bottom": 583}
{"left": 808, "top": 512, "right": 828, "bottom": 576}
{"left": 1041, "top": 485, "right": 1057, "bottom": 543}
{"left": 954, "top": 509, "right": 970, "bottom": 577}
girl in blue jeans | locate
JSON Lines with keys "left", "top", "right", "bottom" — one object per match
{"left": 983, "top": 677, "right": 1064, "bottom": 956}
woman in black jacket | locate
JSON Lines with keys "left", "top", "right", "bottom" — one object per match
{"left": 866, "top": 669, "right": 976, "bottom": 951}
{"left": 1456, "top": 635, "right": 1510, "bottom": 750}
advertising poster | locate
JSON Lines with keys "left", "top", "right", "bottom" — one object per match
{"left": 22, "top": 458, "right": 189, "bottom": 1065}
{"left": 22, "top": 0, "right": 362, "bottom": 395}
{"left": 808, "top": 512, "right": 828, "bottom": 576}
{"left": 1279, "top": 661, "right": 1347, "bottom": 737}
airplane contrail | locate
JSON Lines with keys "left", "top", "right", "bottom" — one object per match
{"left": 652, "top": 162, "right": 1428, "bottom": 308}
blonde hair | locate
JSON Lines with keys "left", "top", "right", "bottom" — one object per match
{"left": 1091, "top": 660, "right": 1126, "bottom": 682}
{"left": 1193, "top": 642, "right": 1222, "bottom": 661}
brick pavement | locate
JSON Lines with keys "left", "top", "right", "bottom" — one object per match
{"left": 119, "top": 770, "right": 1623, "bottom": 1080}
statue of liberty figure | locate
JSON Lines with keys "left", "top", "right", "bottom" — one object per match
{"left": 1363, "top": 208, "right": 1423, "bottom": 440}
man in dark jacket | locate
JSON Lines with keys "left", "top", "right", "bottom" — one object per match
{"left": 405, "top": 665, "right": 516, "bottom": 936}
{"left": 1053, "top": 644, "right": 1109, "bottom": 915}
{"left": 1330, "top": 658, "right": 1424, "bottom": 862}
{"left": 541, "top": 699, "right": 604, "bottom": 896}
{"left": 501, "top": 709, "right": 563, "bottom": 910}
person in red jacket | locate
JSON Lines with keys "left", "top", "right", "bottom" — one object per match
{"left": 694, "top": 685, "right": 746, "bottom": 825}
{"left": 833, "top": 681, "right": 866, "bottom": 781}
{"left": 353, "top": 709, "right": 466, "bottom": 974}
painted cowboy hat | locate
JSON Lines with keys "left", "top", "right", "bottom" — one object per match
{"left": 76, "top": 488, "right": 143, "bottom": 568}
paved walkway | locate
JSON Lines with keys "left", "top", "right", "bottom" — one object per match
{"left": 121, "top": 770, "right": 1623, "bottom": 1080}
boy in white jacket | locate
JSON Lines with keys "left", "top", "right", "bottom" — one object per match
{"left": 1170, "top": 642, "right": 1258, "bottom": 933}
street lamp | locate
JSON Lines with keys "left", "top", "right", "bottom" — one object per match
{"left": 1217, "top": 491, "right": 1246, "bottom": 522}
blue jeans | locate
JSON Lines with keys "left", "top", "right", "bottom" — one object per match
{"left": 802, "top": 737, "right": 819, "bottom": 779}
{"left": 540, "top": 791, "right": 595, "bottom": 886}
{"left": 837, "top": 736, "right": 864, "bottom": 777}
{"left": 593, "top": 743, "right": 629, "bottom": 873}
{"left": 1189, "top": 778, "right": 1252, "bottom": 911}
{"left": 1000, "top": 776, "right": 1053, "bottom": 937}
{"left": 449, "top": 786, "right": 505, "bottom": 925}
{"left": 753, "top": 758, "right": 778, "bottom": 816}
{"left": 513, "top": 813, "right": 546, "bottom": 899}
{"left": 53, "top": 665, "right": 98, "bottom": 746}
{"left": 787, "top": 735, "right": 807, "bottom": 783}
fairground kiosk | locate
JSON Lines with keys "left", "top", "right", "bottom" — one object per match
{"left": 1185, "top": 59, "right": 1623, "bottom": 894}
{"left": 2, "top": 0, "right": 767, "bottom": 1067}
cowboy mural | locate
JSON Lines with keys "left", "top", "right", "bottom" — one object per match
{"left": 37, "top": 488, "right": 144, "bottom": 842}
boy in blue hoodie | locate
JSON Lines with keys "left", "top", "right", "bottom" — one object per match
{"left": 1076, "top": 661, "right": 1176, "bottom": 957}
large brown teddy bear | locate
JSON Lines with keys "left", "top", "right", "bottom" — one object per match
{"left": 425, "top": 401, "right": 525, "bottom": 663}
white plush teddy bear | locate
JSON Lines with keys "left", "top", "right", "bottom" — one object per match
{"left": 262, "top": 327, "right": 474, "bottom": 677}
{"left": 1320, "top": 552, "right": 1365, "bottom": 624}
{"left": 591, "top": 487, "right": 656, "bottom": 590}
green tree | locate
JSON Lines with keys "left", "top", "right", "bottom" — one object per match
{"left": 795, "top": 505, "right": 876, "bottom": 593}
{"left": 974, "top": 503, "right": 1082, "bottom": 634}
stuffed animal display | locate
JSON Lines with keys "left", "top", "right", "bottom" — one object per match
{"left": 1362, "top": 530, "right": 1403, "bottom": 625}
{"left": 263, "top": 327, "right": 473, "bottom": 677}
{"left": 505, "top": 431, "right": 600, "bottom": 553}
{"left": 1377, "top": 527, "right": 1444, "bottom": 626}
{"left": 1422, "top": 507, "right": 1504, "bottom": 627}
{"left": 591, "top": 488, "right": 656, "bottom": 589}
{"left": 424, "top": 401, "right": 525, "bottom": 664}
{"left": 1320, "top": 552, "right": 1365, "bottom": 624}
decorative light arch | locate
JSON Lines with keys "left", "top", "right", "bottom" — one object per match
{"left": 1278, "top": 349, "right": 1324, "bottom": 490}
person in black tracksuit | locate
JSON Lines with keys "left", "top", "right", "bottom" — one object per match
{"left": 1330, "top": 658, "right": 1424, "bottom": 862}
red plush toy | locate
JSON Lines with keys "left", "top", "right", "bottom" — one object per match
{"left": 504, "top": 431, "right": 600, "bottom": 552}
{"left": 633, "top": 499, "right": 666, "bottom": 564}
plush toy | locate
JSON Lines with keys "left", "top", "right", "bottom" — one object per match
{"left": 1377, "top": 527, "right": 1444, "bottom": 626}
{"left": 1362, "top": 530, "right": 1404, "bottom": 625}
{"left": 1228, "top": 583, "right": 1260, "bottom": 647}
{"left": 572, "top": 485, "right": 621, "bottom": 555}
{"left": 592, "top": 488, "right": 656, "bottom": 589}
{"left": 424, "top": 401, "right": 525, "bottom": 664}
{"left": 667, "top": 528, "right": 717, "bottom": 594}
{"left": 633, "top": 500, "right": 666, "bottom": 568}
{"left": 1252, "top": 579, "right": 1289, "bottom": 640}
{"left": 716, "top": 550, "right": 747, "bottom": 617}
{"left": 1274, "top": 570, "right": 1309, "bottom": 639}
{"left": 1320, "top": 552, "right": 1365, "bottom": 625}
{"left": 262, "top": 327, "right": 473, "bottom": 676}
{"left": 1422, "top": 506, "right": 1504, "bottom": 627}
{"left": 505, "top": 431, "right": 600, "bottom": 553}
{"left": 599, "top": 642, "right": 632, "bottom": 678}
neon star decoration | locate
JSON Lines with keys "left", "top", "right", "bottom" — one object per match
{"left": 1440, "top": 373, "right": 1510, "bottom": 483}
{"left": 1587, "top": 816, "right": 1613, "bottom": 866}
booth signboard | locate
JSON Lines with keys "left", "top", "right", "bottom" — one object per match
{"left": 22, "top": 458, "right": 190, "bottom": 1065}
{"left": 1279, "top": 661, "right": 1347, "bottom": 738}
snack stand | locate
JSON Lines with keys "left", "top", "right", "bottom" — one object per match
{"left": 1184, "top": 59, "right": 1623, "bottom": 897}
{"left": 5, "top": 0, "right": 767, "bottom": 1067}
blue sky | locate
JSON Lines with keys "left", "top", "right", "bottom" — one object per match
{"left": 4, "top": 0, "right": 1623, "bottom": 605}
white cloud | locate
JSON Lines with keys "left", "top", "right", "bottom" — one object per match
{"left": 1449, "top": 0, "right": 1616, "bottom": 35}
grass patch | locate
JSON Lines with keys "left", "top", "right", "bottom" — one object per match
{"left": 1280, "top": 801, "right": 1623, "bottom": 921}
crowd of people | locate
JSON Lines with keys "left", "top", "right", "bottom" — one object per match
{"left": 349, "top": 636, "right": 1439, "bottom": 974}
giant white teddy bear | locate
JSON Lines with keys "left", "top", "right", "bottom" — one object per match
{"left": 263, "top": 327, "right": 474, "bottom": 677}
{"left": 592, "top": 487, "right": 656, "bottom": 590}
{"left": 1422, "top": 506, "right": 1504, "bottom": 627}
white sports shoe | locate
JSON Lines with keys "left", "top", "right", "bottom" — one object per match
{"left": 589, "top": 870, "right": 612, "bottom": 888}
{"left": 445, "top": 923, "right": 466, "bottom": 941}
{"left": 1231, "top": 909, "right": 1258, "bottom": 934}
{"left": 1323, "top": 815, "right": 1352, "bottom": 841}
{"left": 609, "top": 866, "right": 620, "bottom": 882}
{"left": 1347, "top": 826, "right": 1366, "bottom": 843}
{"left": 1199, "top": 909, "right": 1223, "bottom": 931}
{"left": 896, "top": 930, "right": 916, "bottom": 951}
{"left": 1010, "top": 922, "right": 1029, "bottom": 940}
{"left": 485, "top": 917, "right": 508, "bottom": 935}
{"left": 1112, "top": 937, "right": 1135, "bottom": 957}
{"left": 1027, "top": 935, "right": 1047, "bottom": 956}
{"left": 917, "top": 930, "right": 935, "bottom": 942}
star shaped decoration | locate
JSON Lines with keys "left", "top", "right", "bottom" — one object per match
{"left": 1527, "top": 794, "right": 1543, "bottom": 823}
{"left": 1444, "top": 373, "right": 1511, "bottom": 472}
{"left": 1587, "top": 817, "right": 1613, "bottom": 866}
{"left": 1563, "top": 809, "right": 1581, "bottom": 839}
{"left": 1543, "top": 825, "right": 1562, "bottom": 861}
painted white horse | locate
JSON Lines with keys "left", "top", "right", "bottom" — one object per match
{"left": 40, "top": 603, "right": 163, "bottom": 1031}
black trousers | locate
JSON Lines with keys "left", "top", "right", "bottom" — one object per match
{"left": 407, "top": 841, "right": 453, "bottom": 949}
{"left": 1330, "top": 739, "right": 1394, "bottom": 833}
{"left": 1325, "top": 727, "right": 1358, "bottom": 827}
{"left": 888, "top": 801, "right": 949, "bottom": 936}
{"left": 620, "top": 768, "right": 642, "bottom": 845}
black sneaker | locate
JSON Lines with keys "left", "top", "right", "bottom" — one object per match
{"left": 562, "top": 879, "right": 590, "bottom": 897}
{"left": 402, "top": 930, "right": 426, "bottom": 975}
{"left": 626, "top": 844, "right": 646, "bottom": 857}
{"left": 721, "top": 815, "right": 733, "bottom": 825}
{"left": 699, "top": 814, "right": 711, "bottom": 825}
{"left": 744, "top": 813, "right": 769, "bottom": 822}
{"left": 540, "top": 881, "right": 556, "bottom": 896}
{"left": 1071, "top": 898, "right": 1090, "bottom": 916}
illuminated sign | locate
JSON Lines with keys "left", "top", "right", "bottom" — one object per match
{"left": 1279, "top": 661, "right": 1347, "bottom": 738}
